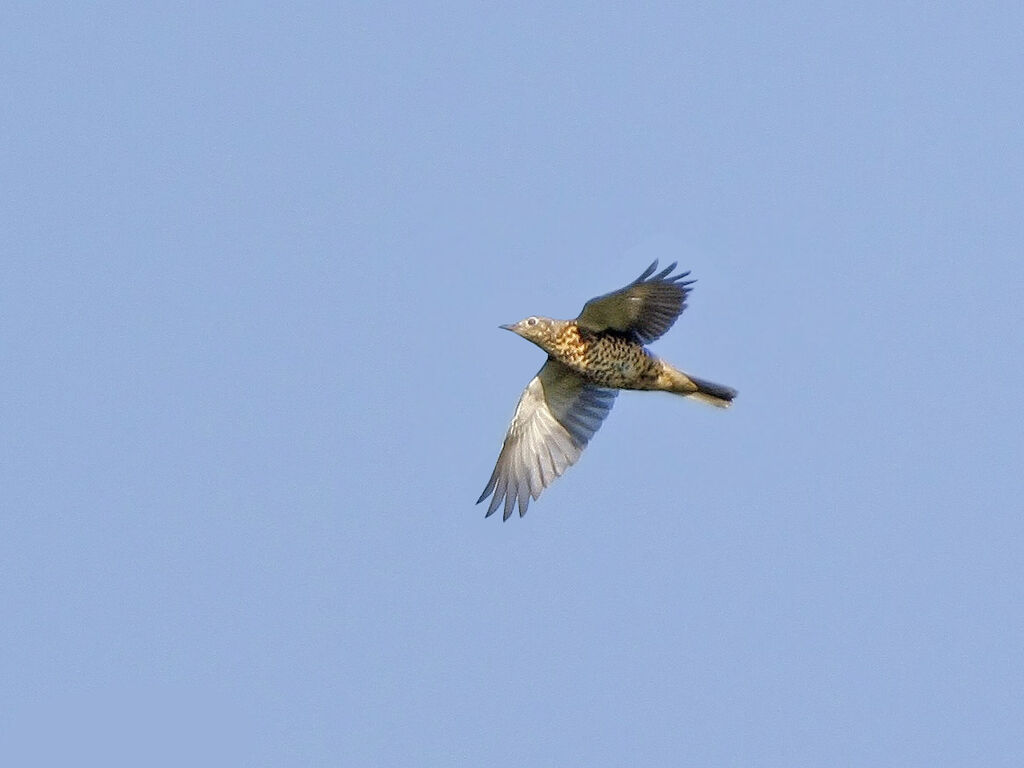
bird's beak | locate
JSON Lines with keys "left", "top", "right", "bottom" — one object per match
{"left": 499, "top": 323, "right": 515, "bottom": 332}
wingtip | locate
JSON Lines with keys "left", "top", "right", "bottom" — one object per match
{"left": 635, "top": 261, "right": 658, "bottom": 283}
{"left": 476, "top": 482, "right": 494, "bottom": 505}
{"left": 638, "top": 260, "right": 695, "bottom": 284}
{"left": 654, "top": 261, "right": 678, "bottom": 280}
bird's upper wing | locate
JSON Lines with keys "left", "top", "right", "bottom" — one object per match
{"left": 477, "top": 359, "right": 617, "bottom": 520}
{"left": 575, "top": 260, "right": 695, "bottom": 344}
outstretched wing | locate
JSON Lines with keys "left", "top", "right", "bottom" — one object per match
{"left": 477, "top": 359, "right": 617, "bottom": 520}
{"left": 576, "top": 261, "right": 695, "bottom": 344}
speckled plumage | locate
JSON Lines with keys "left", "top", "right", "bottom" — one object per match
{"left": 478, "top": 261, "right": 737, "bottom": 520}
{"left": 546, "top": 323, "right": 662, "bottom": 389}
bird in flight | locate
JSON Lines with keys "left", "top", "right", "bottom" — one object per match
{"left": 477, "top": 261, "right": 736, "bottom": 520}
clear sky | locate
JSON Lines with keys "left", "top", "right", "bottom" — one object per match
{"left": 3, "top": 2, "right": 1023, "bottom": 766}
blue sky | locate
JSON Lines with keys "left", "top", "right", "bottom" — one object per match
{"left": 3, "top": 2, "right": 1023, "bottom": 765}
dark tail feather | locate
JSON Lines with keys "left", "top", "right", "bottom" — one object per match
{"left": 687, "top": 375, "right": 737, "bottom": 408}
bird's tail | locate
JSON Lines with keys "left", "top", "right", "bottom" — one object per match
{"left": 686, "top": 375, "right": 737, "bottom": 408}
{"left": 660, "top": 364, "right": 737, "bottom": 408}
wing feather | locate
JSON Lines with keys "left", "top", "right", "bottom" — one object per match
{"left": 477, "top": 359, "right": 617, "bottom": 520}
{"left": 575, "top": 260, "right": 696, "bottom": 343}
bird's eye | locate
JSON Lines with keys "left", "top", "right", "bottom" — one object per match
{"left": 527, "top": 317, "right": 538, "bottom": 326}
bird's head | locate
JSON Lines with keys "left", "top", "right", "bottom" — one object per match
{"left": 501, "top": 316, "right": 558, "bottom": 347}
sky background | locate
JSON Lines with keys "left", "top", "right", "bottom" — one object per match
{"left": 3, "top": 2, "right": 1023, "bottom": 766}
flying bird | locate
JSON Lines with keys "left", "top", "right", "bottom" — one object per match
{"left": 477, "top": 261, "right": 736, "bottom": 520}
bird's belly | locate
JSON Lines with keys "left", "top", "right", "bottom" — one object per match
{"left": 582, "top": 363, "right": 651, "bottom": 388}
{"left": 597, "top": 359, "right": 638, "bottom": 384}
{"left": 557, "top": 337, "right": 659, "bottom": 389}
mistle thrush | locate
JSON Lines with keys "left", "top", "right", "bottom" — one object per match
{"left": 477, "top": 261, "right": 736, "bottom": 520}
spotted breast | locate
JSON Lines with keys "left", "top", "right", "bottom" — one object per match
{"left": 548, "top": 324, "right": 662, "bottom": 390}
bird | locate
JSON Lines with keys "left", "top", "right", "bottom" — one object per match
{"left": 477, "top": 260, "right": 736, "bottom": 521}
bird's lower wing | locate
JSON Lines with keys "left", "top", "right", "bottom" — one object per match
{"left": 477, "top": 359, "right": 617, "bottom": 520}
